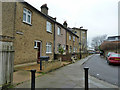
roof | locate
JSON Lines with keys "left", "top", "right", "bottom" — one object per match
{"left": 21, "top": 1, "right": 79, "bottom": 38}
{"left": 55, "top": 22, "right": 79, "bottom": 38}
{"left": 106, "top": 35, "right": 120, "bottom": 41}
{"left": 72, "top": 27, "right": 87, "bottom": 31}
{"left": 21, "top": 1, "right": 56, "bottom": 23}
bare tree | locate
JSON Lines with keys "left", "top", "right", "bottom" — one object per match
{"left": 81, "top": 40, "right": 87, "bottom": 52}
{"left": 91, "top": 34, "right": 107, "bottom": 51}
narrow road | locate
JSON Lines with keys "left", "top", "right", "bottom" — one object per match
{"left": 82, "top": 54, "right": 120, "bottom": 86}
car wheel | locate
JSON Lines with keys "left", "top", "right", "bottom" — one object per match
{"left": 107, "top": 60, "right": 111, "bottom": 65}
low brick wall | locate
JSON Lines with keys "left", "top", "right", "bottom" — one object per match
{"left": 55, "top": 53, "right": 89, "bottom": 61}
{"left": 42, "top": 60, "right": 61, "bottom": 73}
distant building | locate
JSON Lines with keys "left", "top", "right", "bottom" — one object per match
{"left": 106, "top": 36, "right": 120, "bottom": 41}
{"left": 69, "top": 27, "right": 87, "bottom": 53}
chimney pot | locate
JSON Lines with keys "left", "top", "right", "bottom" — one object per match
{"left": 63, "top": 21, "right": 68, "bottom": 27}
{"left": 41, "top": 4, "right": 49, "bottom": 15}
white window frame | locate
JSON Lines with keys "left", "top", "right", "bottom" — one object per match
{"left": 23, "top": 8, "right": 32, "bottom": 24}
{"left": 62, "top": 45, "right": 66, "bottom": 50}
{"left": 46, "top": 42, "right": 52, "bottom": 54}
{"left": 57, "top": 27, "right": 61, "bottom": 35}
{"left": 73, "top": 47, "right": 76, "bottom": 52}
{"left": 69, "top": 35, "right": 71, "bottom": 40}
{"left": 82, "top": 31, "right": 85, "bottom": 34}
{"left": 73, "top": 36, "right": 75, "bottom": 41}
{"left": 69, "top": 46, "right": 72, "bottom": 53}
{"left": 76, "top": 47, "right": 77, "bottom": 52}
{"left": 46, "top": 21, "right": 52, "bottom": 33}
{"left": 57, "top": 43, "right": 61, "bottom": 53}
{"left": 34, "top": 40, "right": 41, "bottom": 49}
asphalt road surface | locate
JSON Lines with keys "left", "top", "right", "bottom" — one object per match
{"left": 82, "top": 54, "right": 120, "bottom": 86}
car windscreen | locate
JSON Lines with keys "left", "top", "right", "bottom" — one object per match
{"left": 110, "top": 54, "right": 120, "bottom": 57}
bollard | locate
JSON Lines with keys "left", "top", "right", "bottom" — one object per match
{"left": 31, "top": 69, "right": 36, "bottom": 90}
{"left": 40, "top": 60, "right": 42, "bottom": 70}
{"left": 84, "top": 67, "right": 89, "bottom": 90}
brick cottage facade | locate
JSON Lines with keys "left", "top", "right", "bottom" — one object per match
{"left": 1, "top": 2, "right": 55, "bottom": 65}
{"left": 1, "top": 1, "right": 87, "bottom": 65}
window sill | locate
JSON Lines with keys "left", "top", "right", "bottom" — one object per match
{"left": 46, "top": 52, "right": 52, "bottom": 54}
{"left": 23, "top": 21, "right": 32, "bottom": 26}
{"left": 47, "top": 31, "right": 52, "bottom": 34}
{"left": 34, "top": 46, "right": 38, "bottom": 49}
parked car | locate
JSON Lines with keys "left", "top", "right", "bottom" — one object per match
{"left": 107, "top": 53, "right": 120, "bottom": 65}
{"left": 106, "top": 52, "right": 115, "bottom": 60}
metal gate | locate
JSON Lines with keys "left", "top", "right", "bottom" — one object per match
{"left": 0, "top": 41, "right": 14, "bottom": 88}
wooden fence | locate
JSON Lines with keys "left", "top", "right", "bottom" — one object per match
{"left": 0, "top": 41, "right": 14, "bottom": 88}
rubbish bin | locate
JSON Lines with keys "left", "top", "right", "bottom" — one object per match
{"left": 40, "top": 56, "right": 49, "bottom": 61}
{"left": 38, "top": 56, "right": 49, "bottom": 70}
{"left": 37, "top": 56, "right": 49, "bottom": 63}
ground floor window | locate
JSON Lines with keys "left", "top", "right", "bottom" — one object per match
{"left": 46, "top": 42, "right": 52, "bottom": 53}
{"left": 69, "top": 46, "right": 72, "bottom": 53}
{"left": 57, "top": 43, "right": 61, "bottom": 53}
{"left": 62, "top": 45, "right": 66, "bottom": 50}
{"left": 73, "top": 47, "right": 76, "bottom": 52}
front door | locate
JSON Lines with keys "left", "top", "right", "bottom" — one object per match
{"left": 66, "top": 45, "right": 68, "bottom": 53}
{"left": 37, "top": 42, "right": 41, "bottom": 59}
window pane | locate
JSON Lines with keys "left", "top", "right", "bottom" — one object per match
{"left": 23, "top": 13, "right": 26, "bottom": 21}
{"left": 28, "top": 11, "right": 31, "bottom": 14}
{"left": 27, "top": 15, "right": 31, "bottom": 23}
{"left": 23, "top": 8, "right": 26, "bottom": 12}
{"left": 58, "top": 27, "right": 60, "bottom": 35}
{"left": 46, "top": 21, "right": 52, "bottom": 32}
{"left": 50, "top": 23, "right": 52, "bottom": 32}
{"left": 46, "top": 45, "right": 48, "bottom": 52}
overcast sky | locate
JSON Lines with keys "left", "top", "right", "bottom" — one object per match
{"left": 25, "top": 0, "right": 119, "bottom": 45}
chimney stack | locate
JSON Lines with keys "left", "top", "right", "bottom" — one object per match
{"left": 41, "top": 4, "right": 49, "bottom": 15}
{"left": 63, "top": 21, "right": 68, "bottom": 27}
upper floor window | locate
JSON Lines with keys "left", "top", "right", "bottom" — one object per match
{"left": 73, "top": 36, "right": 75, "bottom": 41}
{"left": 23, "top": 8, "right": 32, "bottom": 24}
{"left": 57, "top": 27, "right": 61, "bottom": 35}
{"left": 69, "top": 34, "right": 71, "bottom": 40}
{"left": 82, "top": 31, "right": 85, "bottom": 34}
{"left": 46, "top": 21, "right": 52, "bottom": 33}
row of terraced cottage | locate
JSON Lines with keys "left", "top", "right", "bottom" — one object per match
{"left": 1, "top": 1, "right": 87, "bottom": 65}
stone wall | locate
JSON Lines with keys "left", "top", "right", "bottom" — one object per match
{"left": 42, "top": 60, "right": 61, "bottom": 73}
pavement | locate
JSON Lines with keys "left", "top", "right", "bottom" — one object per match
{"left": 13, "top": 61, "right": 71, "bottom": 85}
{"left": 14, "top": 55, "right": 119, "bottom": 89}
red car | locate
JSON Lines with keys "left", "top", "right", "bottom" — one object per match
{"left": 107, "top": 53, "right": 120, "bottom": 65}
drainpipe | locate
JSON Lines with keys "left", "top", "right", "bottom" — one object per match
{"left": 13, "top": 2, "right": 16, "bottom": 46}
{"left": 53, "top": 22, "right": 55, "bottom": 60}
